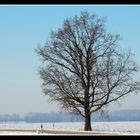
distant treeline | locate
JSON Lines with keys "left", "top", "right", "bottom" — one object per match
{"left": 0, "top": 110, "right": 140, "bottom": 122}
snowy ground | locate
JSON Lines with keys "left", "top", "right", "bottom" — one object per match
{"left": 0, "top": 121, "right": 140, "bottom": 135}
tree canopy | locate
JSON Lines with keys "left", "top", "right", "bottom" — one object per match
{"left": 36, "top": 11, "right": 140, "bottom": 131}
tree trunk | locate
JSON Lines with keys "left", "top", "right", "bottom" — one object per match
{"left": 84, "top": 109, "right": 92, "bottom": 131}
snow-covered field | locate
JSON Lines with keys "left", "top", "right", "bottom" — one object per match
{"left": 0, "top": 121, "right": 140, "bottom": 135}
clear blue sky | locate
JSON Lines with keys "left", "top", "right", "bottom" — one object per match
{"left": 0, "top": 5, "right": 140, "bottom": 115}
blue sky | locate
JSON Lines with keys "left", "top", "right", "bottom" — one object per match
{"left": 0, "top": 5, "right": 140, "bottom": 115}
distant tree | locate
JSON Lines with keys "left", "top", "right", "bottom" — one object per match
{"left": 36, "top": 11, "right": 140, "bottom": 131}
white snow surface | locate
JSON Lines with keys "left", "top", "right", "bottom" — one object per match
{"left": 0, "top": 121, "right": 140, "bottom": 135}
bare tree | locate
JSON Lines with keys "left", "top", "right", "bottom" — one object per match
{"left": 36, "top": 11, "right": 140, "bottom": 131}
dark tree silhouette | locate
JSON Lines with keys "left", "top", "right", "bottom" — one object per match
{"left": 36, "top": 11, "right": 140, "bottom": 131}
